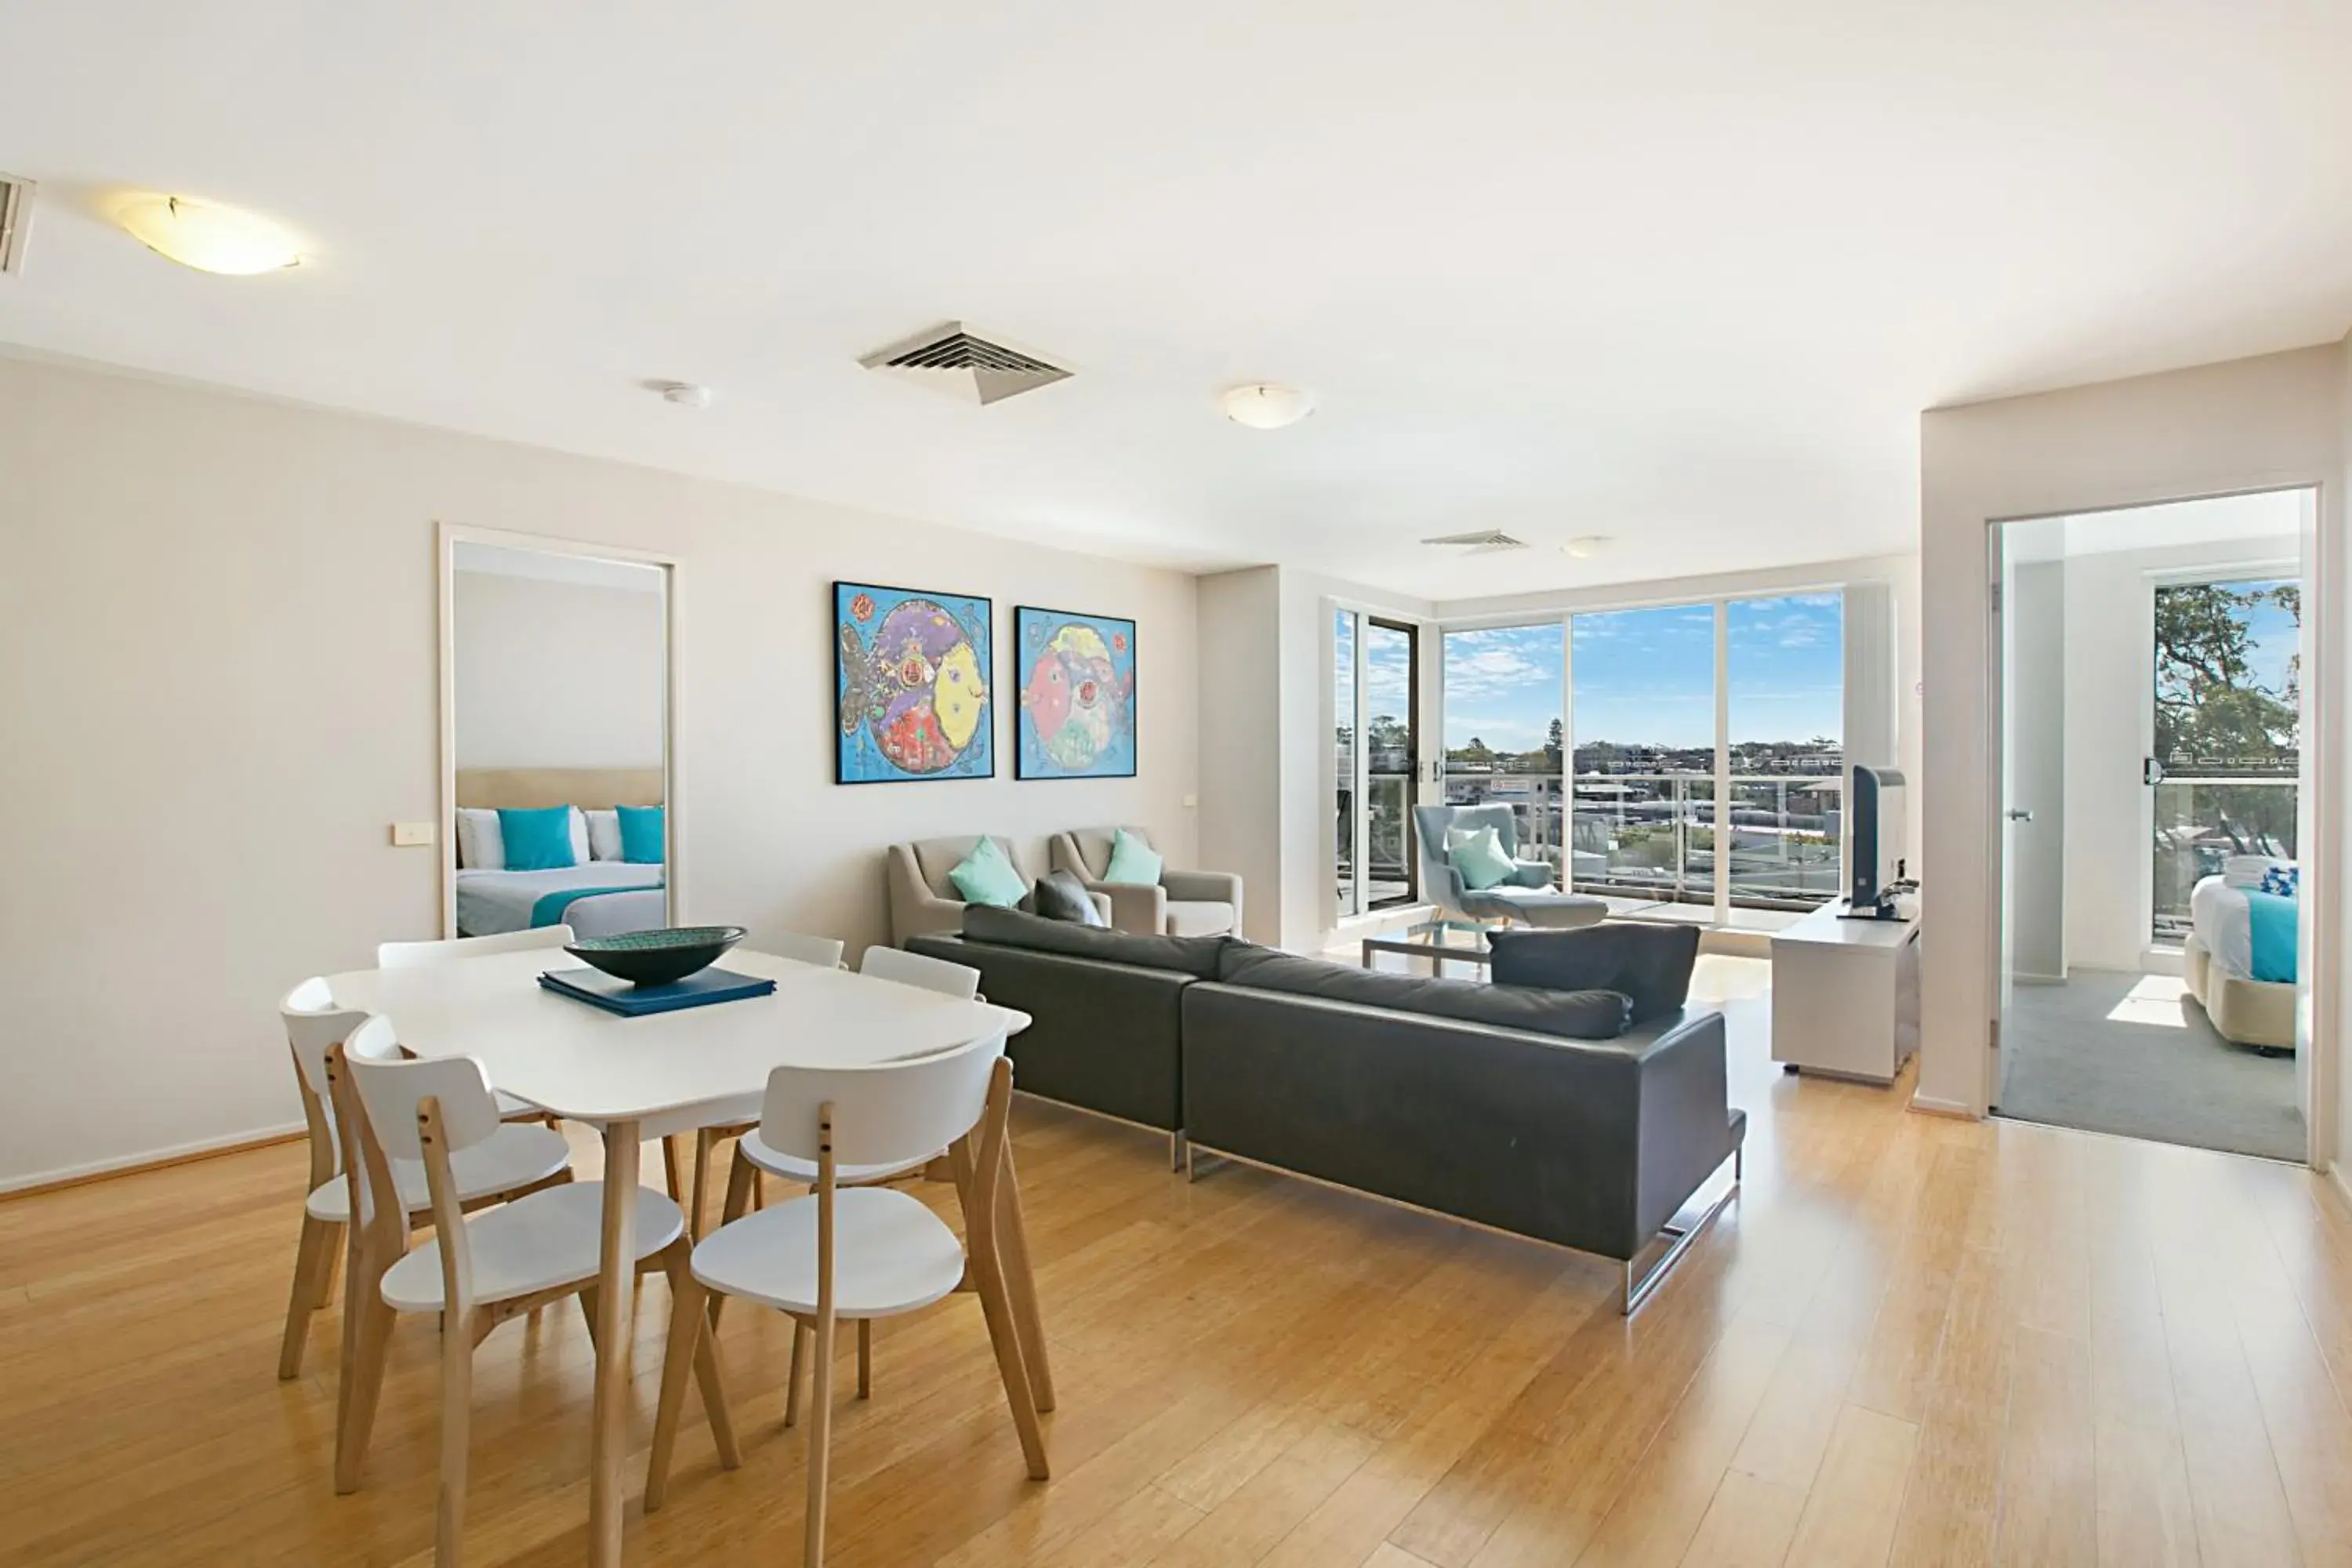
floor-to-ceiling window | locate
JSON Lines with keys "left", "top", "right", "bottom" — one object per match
{"left": 1333, "top": 607, "right": 1421, "bottom": 916}
{"left": 1436, "top": 588, "right": 1853, "bottom": 924}
{"left": 2150, "top": 575, "right": 2300, "bottom": 943}
{"left": 1441, "top": 624, "right": 1566, "bottom": 884}
{"left": 1570, "top": 605, "right": 1718, "bottom": 906}
{"left": 1726, "top": 593, "right": 1845, "bottom": 909}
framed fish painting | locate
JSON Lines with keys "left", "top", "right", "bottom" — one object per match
{"left": 1014, "top": 605, "right": 1137, "bottom": 779}
{"left": 834, "top": 582, "right": 995, "bottom": 784}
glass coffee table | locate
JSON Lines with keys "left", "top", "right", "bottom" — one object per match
{"left": 1359, "top": 930, "right": 1494, "bottom": 978}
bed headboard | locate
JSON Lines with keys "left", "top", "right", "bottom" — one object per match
{"left": 454, "top": 767, "right": 665, "bottom": 810}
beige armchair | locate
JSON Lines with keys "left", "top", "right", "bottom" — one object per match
{"left": 885, "top": 835, "right": 1109, "bottom": 946}
{"left": 1048, "top": 826, "right": 1243, "bottom": 938}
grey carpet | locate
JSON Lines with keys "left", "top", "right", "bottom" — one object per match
{"left": 1996, "top": 970, "right": 2304, "bottom": 1161}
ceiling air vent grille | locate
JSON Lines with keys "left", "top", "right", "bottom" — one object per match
{"left": 860, "top": 321, "right": 1072, "bottom": 405}
{"left": 1421, "top": 529, "right": 1530, "bottom": 557}
{"left": 0, "top": 174, "right": 34, "bottom": 276}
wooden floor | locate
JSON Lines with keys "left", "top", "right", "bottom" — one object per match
{"left": 8, "top": 959, "right": 2352, "bottom": 1566}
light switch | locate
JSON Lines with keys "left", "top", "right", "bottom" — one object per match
{"left": 391, "top": 822, "right": 436, "bottom": 847}
{"left": 1181, "top": 793, "right": 1198, "bottom": 808}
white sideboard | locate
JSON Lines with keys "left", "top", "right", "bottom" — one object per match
{"left": 1769, "top": 900, "right": 1920, "bottom": 1083}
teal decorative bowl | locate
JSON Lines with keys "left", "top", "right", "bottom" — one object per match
{"left": 565, "top": 925, "right": 746, "bottom": 986}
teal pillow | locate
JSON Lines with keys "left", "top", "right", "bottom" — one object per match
{"left": 1103, "top": 829, "right": 1163, "bottom": 886}
{"left": 1450, "top": 826, "right": 1516, "bottom": 891}
{"left": 949, "top": 837, "right": 1028, "bottom": 908}
{"left": 617, "top": 804, "right": 665, "bottom": 864}
{"left": 498, "top": 807, "right": 578, "bottom": 871}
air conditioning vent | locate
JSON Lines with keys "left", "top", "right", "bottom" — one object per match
{"left": 1420, "top": 529, "right": 1530, "bottom": 556}
{"left": 0, "top": 173, "right": 34, "bottom": 276}
{"left": 860, "top": 321, "right": 1072, "bottom": 405}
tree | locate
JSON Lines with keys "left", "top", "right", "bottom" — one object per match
{"left": 2154, "top": 582, "right": 2298, "bottom": 769}
{"left": 1545, "top": 718, "right": 1564, "bottom": 774}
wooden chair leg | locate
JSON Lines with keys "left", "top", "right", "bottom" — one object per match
{"left": 314, "top": 1222, "right": 344, "bottom": 1310}
{"left": 992, "top": 1142, "right": 1054, "bottom": 1413}
{"left": 784, "top": 1319, "right": 808, "bottom": 1429}
{"left": 708, "top": 1152, "right": 755, "bottom": 1331}
{"left": 806, "top": 1304, "right": 836, "bottom": 1568}
{"left": 647, "top": 1244, "right": 739, "bottom": 1508}
{"left": 688, "top": 1129, "right": 716, "bottom": 1240}
{"left": 969, "top": 1238, "right": 1050, "bottom": 1479}
{"left": 662, "top": 1135, "right": 685, "bottom": 1203}
{"left": 857, "top": 1319, "right": 871, "bottom": 1400}
{"left": 334, "top": 1290, "right": 397, "bottom": 1494}
{"left": 578, "top": 1287, "right": 601, "bottom": 1354}
{"left": 278, "top": 1214, "right": 337, "bottom": 1380}
{"left": 437, "top": 1306, "right": 476, "bottom": 1567}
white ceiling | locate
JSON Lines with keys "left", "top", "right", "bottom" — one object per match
{"left": 4, "top": 2, "right": 2349, "bottom": 597}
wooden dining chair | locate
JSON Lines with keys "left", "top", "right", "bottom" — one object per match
{"left": 673, "top": 930, "right": 849, "bottom": 1239}
{"left": 374, "top": 926, "right": 579, "bottom": 1125}
{"left": 644, "top": 1032, "right": 1046, "bottom": 1567}
{"left": 276, "top": 979, "right": 573, "bottom": 1381}
{"left": 709, "top": 946, "right": 985, "bottom": 1337}
{"left": 341, "top": 1017, "right": 738, "bottom": 1565}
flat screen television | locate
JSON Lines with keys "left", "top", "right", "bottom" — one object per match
{"left": 1848, "top": 764, "right": 1908, "bottom": 918}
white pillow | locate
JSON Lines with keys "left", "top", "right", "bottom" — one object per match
{"left": 585, "top": 808, "right": 622, "bottom": 862}
{"left": 2224, "top": 855, "right": 2291, "bottom": 889}
{"left": 568, "top": 806, "right": 591, "bottom": 865}
{"left": 455, "top": 808, "right": 504, "bottom": 871}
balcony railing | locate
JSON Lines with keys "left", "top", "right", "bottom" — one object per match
{"left": 2151, "top": 775, "right": 2297, "bottom": 942}
{"left": 1443, "top": 770, "right": 1844, "bottom": 910}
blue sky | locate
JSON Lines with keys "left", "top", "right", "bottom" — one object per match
{"left": 1436, "top": 593, "right": 1844, "bottom": 753}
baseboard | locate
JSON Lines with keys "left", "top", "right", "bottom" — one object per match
{"left": 0, "top": 1121, "right": 306, "bottom": 1200}
{"left": 1908, "top": 1091, "right": 1980, "bottom": 1121}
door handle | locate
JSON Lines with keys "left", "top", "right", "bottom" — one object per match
{"left": 2143, "top": 757, "right": 2165, "bottom": 786}
{"left": 2005, "top": 808, "right": 2034, "bottom": 823}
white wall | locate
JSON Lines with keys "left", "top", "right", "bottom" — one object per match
{"left": 453, "top": 568, "right": 666, "bottom": 769}
{"left": 1919, "top": 340, "right": 2346, "bottom": 1145}
{"left": 0, "top": 353, "right": 1200, "bottom": 1189}
{"left": 1196, "top": 566, "right": 1283, "bottom": 945}
{"left": 2059, "top": 532, "right": 2300, "bottom": 973}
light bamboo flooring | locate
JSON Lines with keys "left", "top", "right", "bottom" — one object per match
{"left": 6, "top": 961, "right": 2352, "bottom": 1566}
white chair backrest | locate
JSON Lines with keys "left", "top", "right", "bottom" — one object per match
{"left": 757, "top": 1031, "right": 1004, "bottom": 1171}
{"left": 859, "top": 945, "right": 981, "bottom": 1000}
{"left": 281, "top": 977, "right": 368, "bottom": 1102}
{"left": 377, "top": 924, "right": 577, "bottom": 969}
{"left": 345, "top": 1018, "right": 503, "bottom": 1160}
{"left": 768, "top": 930, "right": 848, "bottom": 970}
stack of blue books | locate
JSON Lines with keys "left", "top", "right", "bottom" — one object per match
{"left": 538, "top": 967, "right": 776, "bottom": 1017}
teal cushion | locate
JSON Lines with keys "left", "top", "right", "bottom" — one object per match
{"left": 1450, "top": 826, "right": 1516, "bottom": 891}
{"left": 617, "top": 804, "right": 665, "bottom": 865}
{"left": 949, "top": 837, "right": 1028, "bottom": 908}
{"left": 498, "top": 807, "right": 578, "bottom": 871}
{"left": 1103, "top": 829, "right": 1164, "bottom": 886}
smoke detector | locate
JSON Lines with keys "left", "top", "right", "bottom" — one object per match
{"left": 0, "top": 173, "right": 35, "bottom": 276}
{"left": 648, "top": 380, "right": 714, "bottom": 408}
{"left": 860, "top": 321, "right": 1072, "bottom": 405}
{"left": 1421, "top": 529, "right": 1530, "bottom": 556}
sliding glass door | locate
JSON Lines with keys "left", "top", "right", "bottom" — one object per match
{"left": 1441, "top": 625, "right": 1567, "bottom": 884}
{"left": 1334, "top": 608, "right": 1421, "bottom": 916}
{"left": 1726, "top": 594, "right": 1845, "bottom": 909}
{"left": 1571, "top": 605, "right": 1717, "bottom": 907}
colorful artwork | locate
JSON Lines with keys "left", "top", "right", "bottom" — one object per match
{"left": 835, "top": 583, "right": 994, "bottom": 783}
{"left": 1015, "top": 606, "right": 1137, "bottom": 779}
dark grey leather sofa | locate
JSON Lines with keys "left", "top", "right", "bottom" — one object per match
{"left": 910, "top": 908, "right": 1744, "bottom": 1309}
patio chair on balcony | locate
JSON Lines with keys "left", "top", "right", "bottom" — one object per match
{"left": 1412, "top": 804, "right": 1609, "bottom": 938}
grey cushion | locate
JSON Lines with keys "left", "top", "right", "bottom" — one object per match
{"left": 1216, "top": 945, "right": 1631, "bottom": 1040}
{"left": 962, "top": 904, "right": 1229, "bottom": 978}
{"left": 1033, "top": 870, "right": 1107, "bottom": 927}
{"left": 1488, "top": 924, "right": 1700, "bottom": 1024}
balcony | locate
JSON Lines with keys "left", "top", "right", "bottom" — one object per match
{"left": 1442, "top": 770, "right": 1842, "bottom": 913}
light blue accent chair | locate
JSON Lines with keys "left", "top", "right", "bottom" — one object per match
{"left": 1411, "top": 804, "right": 1609, "bottom": 938}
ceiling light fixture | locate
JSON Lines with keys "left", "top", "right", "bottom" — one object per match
{"left": 651, "top": 380, "right": 714, "bottom": 408}
{"left": 1563, "top": 535, "right": 1613, "bottom": 558}
{"left": 1221, "top": 383, "right": 1315, "bottom": 430}
{"left": 116, "top": 194, "right": 301, "bottom": 275}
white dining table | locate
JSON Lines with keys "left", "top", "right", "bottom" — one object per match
{"left": 323, "top": 945, "right": 1033, "bottom": 1566}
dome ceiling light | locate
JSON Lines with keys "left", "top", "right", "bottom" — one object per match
{"left": 1220, "top": 383, "right": 1315, "bottom": 430}
{"left": 116, "top": 194, "right": 302, "bottom": 275}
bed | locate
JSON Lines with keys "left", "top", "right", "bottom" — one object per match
{"left": 2183, "top": 859, "right": 2299, "bottom": 1053}
{"left": 452, "top": 766, "right": 669, "bottom": 939}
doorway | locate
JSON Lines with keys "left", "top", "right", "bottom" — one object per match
{"left": 1334, "top": 609, "right": 1421, "bottom": 914}
{"left": 1990, "top": 491, "right": 2313, "bottom": 1161}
